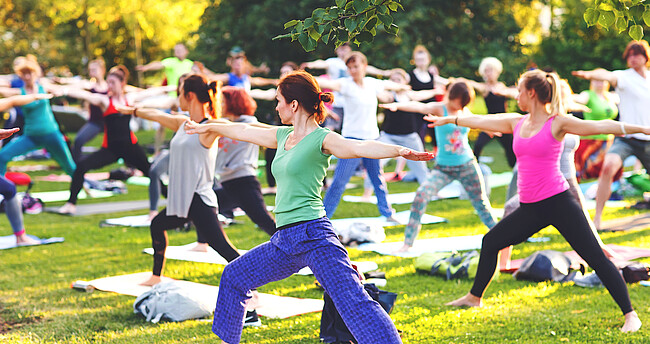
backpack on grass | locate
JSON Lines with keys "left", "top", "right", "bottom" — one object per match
{"left": 415, "top": 250, "right": 481, "bottom": 280}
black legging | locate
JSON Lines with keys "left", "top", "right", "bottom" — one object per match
{"left": 215, "top": 175, "right": 277, "bottom": 236}
{"left": 472, "top": 132, "right": 517, "bottom": 168}
{"left": 150, "top": 193, "right": 240, "bottom": 276}
{"left": 68, "top": 141, "right": 150, "bottom": 204}
{"left": 471, "top": 190, "right": 633, "bottom": 314}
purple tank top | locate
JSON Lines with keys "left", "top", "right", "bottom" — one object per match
{"left": 513, "top": 115, "right": 569, "bottom": 203}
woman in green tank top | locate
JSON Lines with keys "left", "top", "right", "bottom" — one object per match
{"left": 573, "top": 73, "right": 620, "bottom": 181}
{"left": 185, "top": 70, "right": 433, "bottom": 344}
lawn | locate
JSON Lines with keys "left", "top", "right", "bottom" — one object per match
{"left": 1, "top": 130, "right": 649, "bottom": 343}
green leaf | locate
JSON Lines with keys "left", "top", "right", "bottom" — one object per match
{"left": 598, "top": 10, "right": 616, "bottom": 27}
{"left": 322, "top": 31, "right": 331, "bottom": 44}
{"left": 365, "top": 16, "right": 378, "bottom": 29}
{"left": 629, "top": 24, "right": 644, "bottom": 40}
{"left": 308, "top": 27, "right": 321, "bottom": 41}
{"left": 344, "top": 18, "right": 358, "bottom": 32}
{"left": 337, "top": 29, "right": 349, "bottom": 42}
{"left": 644, "top": 7, "right": 650, "bottom": 26}
{"left": 584, "top": 8, "right": 599, "bottom": 26}
{"left": 298, "top": 33, "right": 317, "bottom": 52}
{"left": 353, "top": 0, "right": 371, "bottom": 13}
{"left": 283, "top": 20, "right": 299, "bottom": 29}
{"left": 388, "top": 1, "right": 398, "bottom": 11}
{"left": 272, "top": 33, "right": 292, "bottom": 41}
{"left": 615, "top": 16, "right": 628, "bottom": 33}
{"left": 312, "top": 8, "right": 326, "bottom": 21}
{"left": 304, "top": 17, "right": 314, "bottom": 28}
{"left": 378, "top": 5, "right": 388, "bottom": 14}
{"left": 378, "top": 13, "right": 392, "bottom": 26}
{"left": 385, "top": 23, "right": 399, "bottom": 35}
{"left": 356, "top": 30, "right": 373, "bottom": 42}
{"left": 336, "top": 0, "right": 347, "bottom": 9}
{"left": 316, "top": 23, "right": 326, "bottom": 35}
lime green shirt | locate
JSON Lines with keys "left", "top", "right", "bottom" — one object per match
{"left": 161, "top": 57, "right": 193, "bottom": 97}
{"left": 272, "top": 126, "right": 331, "bottom": 227}
{"left": 583, "top": 90, "right": 618, "bottom": 141}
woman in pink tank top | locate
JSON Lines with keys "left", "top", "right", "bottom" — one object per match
{"left": 426, "top": 70, "right": 650, "bottom": 333}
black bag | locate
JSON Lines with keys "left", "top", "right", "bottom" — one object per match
{"left": 622, "top": 263, "right": 650, "bottom": 283}
{"left": 319, "top": 283, "right": 397, "bottom": 344}
{"left": 513, "top": 250, "right": 581, "bottom": 283}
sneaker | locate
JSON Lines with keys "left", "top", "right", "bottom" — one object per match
{"left": 243, "top": 310, "right": 262, "bottom": 327}
{"left": 573, "top": 272, "right": 603, "bottom": 288}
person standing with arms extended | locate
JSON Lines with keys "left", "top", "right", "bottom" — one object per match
{"left": 573, "top": 40, "right": 650, "bottom": 229}
{"left": 435, "top": 70, "right": 642, "bottom": 333}
{"left": 185, "top": 70, "right": 433, "bottom": 344}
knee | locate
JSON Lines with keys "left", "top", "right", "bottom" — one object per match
{"left": 600, "top": 156, "right": 622, "bottom": 178}
{"left": 481, "top": 231, "right": 502, "bottom": 255}
{"left": 0, "top": 184, "right": 16, "bottom": 199}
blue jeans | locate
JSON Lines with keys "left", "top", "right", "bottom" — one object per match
{"left": 323, "top": 138, "right": 392, "bottom": 218}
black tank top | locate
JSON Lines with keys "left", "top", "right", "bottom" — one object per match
{"left": 89, "top": 88, "right": 108, "bottom": 124}
{"left": 381, "top": 94, "right": 421, "bottom": 135}
{"left": 484, "top": 91, "right": 507, "bottom": 114}
{"left": 102, "top": 98, "right": 137, "bottom": 148}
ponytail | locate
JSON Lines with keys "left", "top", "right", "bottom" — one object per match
{"left": 181, "top": 74, "right": 222, "bottom": 119}
{"left": 207, "top": 81, "right": 222, "bottom": 119}
{"left": 107, "top": 65, "right": 129, "bottom": 83}
{"left": 520, "top": 70, "right": 564, "bottom": 116}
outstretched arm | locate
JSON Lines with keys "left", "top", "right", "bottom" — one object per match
{"left": 379, "top": 101, "right": 443, "bottom": 115}
{"left": 115, "top": 105, "right": 186, "bottom": 131}
{"left": 0, "top": 128, "right": 19, "bottom": 140}
{"left": 315, "top": 77, "right": 342, "bottom": 92}
{"left": 136, "top": 61, "right": 164, "bottom": 72}
{"left": 322, "top": 132, "right": 435, "bottom": 160}
{"left": 128, "top": 85, "right": 176, "bottom": 103}
{"left": 572, "top": 69, "right": 618, "bottom": 88}
{"left": 0, "top": 87, "right": 21, "bottom": 97}
{"left": 426, "top": 112, "right": 522, "bottom": 134}
{"left": 185, "top": 119, "right": 278, "bottom": 149}
{"left": 0, "top": 93, "right": 53, "bottom": 112}
{"left": 51, "top": 86, "right": 108, "bottom": 108}
{"left": 556, "top": 115, "right": 650, "bottom": 137}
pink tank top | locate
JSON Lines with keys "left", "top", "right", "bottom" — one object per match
{"left": 513, "top": 115, "right": 569, "bottom": 203}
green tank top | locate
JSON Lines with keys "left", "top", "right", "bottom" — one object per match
{"left": 583, "top": 90, "right": 618, "bottom": 141}
{"left": 20, "top": 85, "right": 60, "bottom": 136}
{"left": 271, "top": 126, "right": 331, "bottom": 227}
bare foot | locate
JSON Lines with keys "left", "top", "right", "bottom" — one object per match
{"left": 445, "top": 293, "right": 483, "bottom": 307}
{"left": 385, "top": 215, "right": 402, "bottom": 225}
{"left": 190, "top": 242, "right": 209, "bottom": 252}
{"left": 360, "top": 188, "right": 374, "bottom": 202}
{"left": 621, "top": 311, "right": 642, "bottom": 333}
{"left": 16, "top": 233, "right": 40, "bottom": 246}
{"left": 148, "top": 210, "right": 159, "bottom": 222}
{"left": 593, "top": 216, "right": 602, "bottom": 231}
{"left": 395, "top": 244, "right": 412, "bottom": 253}
{"left": 58, "top": 202, "right": 76, "bottom": 215}
{"left": 140, "top": 275, "right": 162, "bottom": 286}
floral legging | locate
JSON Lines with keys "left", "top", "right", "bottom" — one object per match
{"left": 404, "top": 160, "right": 497, "bottom": 246}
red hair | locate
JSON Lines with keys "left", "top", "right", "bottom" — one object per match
{"left": 277, "top": 71, "right": 333, "bottom": 124}
{"left": 222, "top": 86, "right": 257, "bottom": 116}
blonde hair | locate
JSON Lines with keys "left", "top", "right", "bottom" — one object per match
{"left": 13, "top": 55, "right": 42, "bottom": 77}
{"left": 478, "top": 57, "right": 503, "bottom": 79}
{"left": 520, "top": 70, "right": 564, "bottom": 116}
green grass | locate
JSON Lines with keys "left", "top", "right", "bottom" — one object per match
{"left": 1, "top": 132, "right": 649, "bottom": 343}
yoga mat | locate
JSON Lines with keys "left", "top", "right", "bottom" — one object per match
{"left": 81, "top": 272, "right": 324, "bottom": 319}
{"left": 30, "top": 189, "right": 115, "bottom": 203}
{"left": 141, "top": 242, "right": 378, "bottom": 276}
{"left": 46, "top": 199, "right": 165, "bottom": 216}
{"left": 0, "top": 234, "right": 64, "bottom": 250}
{"left": 35, "top": 172, "right": 110, "bottom": 183}
{"left": 600, "top": 213, "right": 650, "bottom": 232}
{"left": 504, "top": 245, "right": 650, "bottom": 273}
{"left": 329, "top": 210, "right": 446, "bottom": 232}
{"left": 356, "top": 235, "right": 485, "bottom": 258}
{"left": 100, "top": 206, "right": 275, "bottom": 228}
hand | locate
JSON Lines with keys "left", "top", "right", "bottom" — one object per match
{"left": 483, "top": 130, "right": 502, "bottom": 138}
{"left": 571, "top": 70, "right": 588, "bottom": 80}
{"left": 114, "top": 104, "right": 136, "bottom": 115}
{"left": 135, "top": 65, "right": 145, "bottom": 72}
{"left": 399, "top": 148, "right": 435, "bottom": 161}
{"left": 0, "top": 128, "right": 19, "bottom": 140}
{"left": 424, "top": 114, "right": 450, "bottom": 126}
{"left": 379, "top": 103, "right": 398, "bottom": 112}
{"left": 184, "top": 120, "right": 209, "bottom": 135}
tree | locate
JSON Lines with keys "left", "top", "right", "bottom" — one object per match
{"left": 584, "top": 0, "right": 650, "bottom": 40}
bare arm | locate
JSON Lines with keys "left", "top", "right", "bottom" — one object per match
{"left": 249, "top": 88, "right": 277, "bottom": 101}
{"left": 315, "top": 77, "right": 342, "bottom": 92}
{"left": 556, "top": 115, "right": 650, "bottom": 137}
{"left": 379, "top": 101, "right": 443, "bottom": 115}
{"left": 185, "top": 119, "right": 279, "bottom": 149}
{"left": 136, "top": 61, "right": 164, "bottom": 72}
{"left": 382, "top": 80, "right": 411, "bottom": 92}
{"left": 0, "top": 128, "right": 19, "bottom": 140}
{"left": 572, "top": 69, "right": 618, "bottom": 88}
{"left": 204, "top": 71, "right": 230, "bottom": 84}
{"left": 426, "top": 112, "right": 522, "bottom": 134}
{"left": 407, "top": 88, "right": 444, "bottom": 102}
{"left": 573, "top": 91, "right": 590, "bottom": 105}
{"left": 250, "top": 77, "right": 278, "bottom": 87}
{"left": 301, "top": 60, "right": 329, "bottom": 70}
{"left": 0, "top": 87, "right": 21, "bottom": 97}
{"left": 115, "top": 105, "right": 186, "bottom": 131}
{"left": 322, "top": 132, "right": 434, "bottom": 160}
{"left": 127, "top": 85, "right": 176, "bottom": 103}
{"left": 0, "top": 93, "right": 53, "bottom": 112}
{"left": 366, "top": 65, "right": 391, "bottom": 78}
{"left": 52, "top": 86, "right": 107, "bottom": 108}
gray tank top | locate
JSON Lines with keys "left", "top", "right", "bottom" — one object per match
{"left": 560, "top": 133, "right": 579, "bottom": 179}
{"left": 167, "top": 124, "right": 218, "bottom": 217}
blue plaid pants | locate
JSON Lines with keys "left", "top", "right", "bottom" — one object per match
{"left": 212, "top": 217, "right": 401, "bottom": 344}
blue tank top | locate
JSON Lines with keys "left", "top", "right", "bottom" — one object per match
{"left": 227, "top": 73, "right": 251, "bottom": 90}
{"left": 20, "top": 84, "right": 60, "bottom": 136}
{"left": 434, "top": 107, "right": 474, "bottom": 166}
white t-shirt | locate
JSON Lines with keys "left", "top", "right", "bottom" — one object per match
{"left": 614, "top": 68, "right": 650, "bottom": 140}
{"left": 326, "top": 57, "right": 348, "bottom": 108}
{"left": 339, "top": 77, "right": 385, "bottom": 139}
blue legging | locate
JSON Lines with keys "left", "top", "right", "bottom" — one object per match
{"left": 0, "top": 176, "right": 24, "bottom": 234}
{"left": 0, "top": 132, "right": 76, "bottom": 176}
{"left": 213, "top": 217, "right": 401, "bottom": 344}
{"left": 71, "top": 121, "right": 103, "bottom": 162}
{"left": 324, "top": 154, "right": 392, "bottom": 217}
